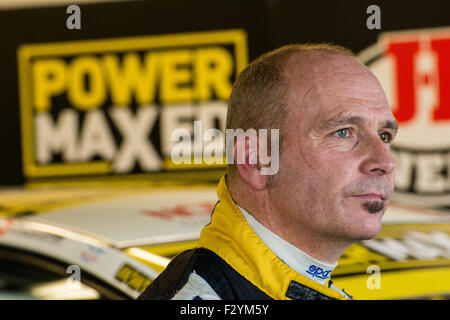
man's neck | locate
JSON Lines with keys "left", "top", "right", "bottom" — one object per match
{"left": 227, "top": 174, "right": 350, "bottom": 264}
{"left": 237, "top": 205, "right": 337, "bottom": 285}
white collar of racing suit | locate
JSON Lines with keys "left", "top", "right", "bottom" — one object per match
{"left": 237, "top": 205, "right": 337, "bottom": 286}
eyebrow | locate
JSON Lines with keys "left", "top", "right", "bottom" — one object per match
{"left": 316, "top": 114, "right": 399, "bottom": 134}
{"left": 381, "top": 119, "right": 399, "bottom": 133}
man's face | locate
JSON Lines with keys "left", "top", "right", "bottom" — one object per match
{"left": 271, "top": 55, "right": 397, "bottom": 242}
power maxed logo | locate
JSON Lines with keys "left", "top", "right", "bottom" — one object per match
{"left": 17, "top": 30, "right": 247, "bottom": 179}
{"left": 360, "top": 28, "right": 450, "bottom": 207}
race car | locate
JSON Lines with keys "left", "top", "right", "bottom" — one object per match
{"left": 0, "top": 185, "right": 449, "bottom": 300}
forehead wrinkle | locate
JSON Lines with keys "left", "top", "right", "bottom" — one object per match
{"left": 316, "top": 114, "right": 365, "bottom": 132}
{"left": 312, "top": 110, "right": 365, "bottom": 134}
{"left": 327, "top": 106, "right": 391, "bottom": 123}
{"left": 312, "top": 106, "right": 394, "bottom": 134}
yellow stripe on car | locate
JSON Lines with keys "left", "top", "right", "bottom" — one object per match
{"left": 123, "top": 241, "right": 199, "bottom": 273}
{"left": 332, "top": 266, "right": 450, "bottom": 299}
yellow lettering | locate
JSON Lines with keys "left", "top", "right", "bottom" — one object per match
{"left": 33, "top": 59, "right": 67, "bottom": 112}
{"left": 115, "top": 264, "right": 135, "bottom": 282}
{"left": 127, "top": 272, "right": 147, "bottom": 291}
{"left": 103, "top": 52, "right": 159, "bottom": 106}
{"left": 32, "top": 46, "right": 236, "bottom": 112}
{"left": 68, "top": 56, "right": 106, "bottom": 110}
{"left": 160, "top": 50, "right": 193, "bottom": 103}
{"left": 139, "top": 278, "right": 152, "bottom": 293}
{"left": 195, "top": 47, "right": 233, "bottom": 101}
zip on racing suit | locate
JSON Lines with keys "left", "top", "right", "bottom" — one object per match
{"left": 138, "top": 175, "right": 352, "bottom": 300}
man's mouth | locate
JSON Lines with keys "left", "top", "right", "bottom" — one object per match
{"left": 350, "top": 194, "right": 388, "bottom": 213}
{"left": 351, "top": 193, "right": 385, "bottom": 201}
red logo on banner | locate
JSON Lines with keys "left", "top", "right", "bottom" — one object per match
{"left": 386, "top": 37, "right": 450, "bottom": 124}
{"left": 361, "top": 28, "right": 450, "bottom": 205}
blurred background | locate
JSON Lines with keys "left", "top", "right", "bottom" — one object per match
{"left": 0, "top": 0, "right": 449, "bottom": 300}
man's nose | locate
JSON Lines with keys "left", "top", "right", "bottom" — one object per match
{"left": 360, "top": 138, "right": 396, "bottom": 176}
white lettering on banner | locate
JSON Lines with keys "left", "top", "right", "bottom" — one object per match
{"left": 36, "top": 106, "right": 160, "bottom": 171}
{"left": 391, "top": 148, "right": 414, "bottom": 191}
{"left": 34, "top": 102, "right": 229, "bottom": 173}
{"left": 35, "top": 109, "right": 80, "bottom": 163}
{"left": 391, "top": 148, "right": 450, "bottom": 193}
{"left": 160, "top": 102, "right": 227, "bottom": 160}
{"left": 79, "top": 109, "right": 116, "bottom": 161}
{"left": 362, "top": 231, "right": 450, "bottom": 261}
{"left": 110, "top": 106, "right": 160, "bottom": 173}
{"left": 415, "top": 153, "right": 448, "bottom": 193}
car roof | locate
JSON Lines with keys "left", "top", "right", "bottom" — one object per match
{"left": 7, "top": 186, "right": 217, "bottom": 249}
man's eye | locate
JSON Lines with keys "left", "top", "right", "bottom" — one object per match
{"left": 379, "top": 131, "right": 393, "bottom": 143}
{"left": 334, "top": 128, "right": 351, "bottom": 138}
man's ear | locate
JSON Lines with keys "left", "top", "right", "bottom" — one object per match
{"left": 234, "top": 134, "right": 268, "bottom": 190}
